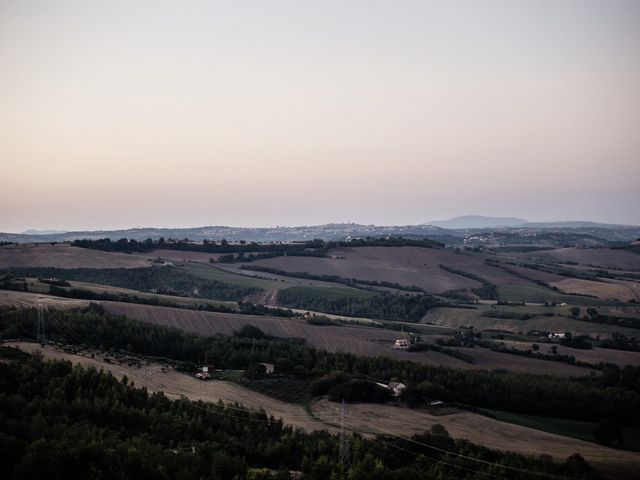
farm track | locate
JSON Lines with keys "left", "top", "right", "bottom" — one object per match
{"left": 8, "top": 342, "right": 638, "bottom": 478}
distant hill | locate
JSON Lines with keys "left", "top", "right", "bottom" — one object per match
{"left": 427, "top": 216, "right": 527, "bottom": 229}
{"left": 20, "top": 229, "right": 68, "bottom": 235}
{"left": 524, "top": 221, "right": 635, "bottom": 229}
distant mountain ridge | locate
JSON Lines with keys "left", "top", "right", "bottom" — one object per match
{"left": 426, "top": 216, "right": 638, "bottom": 230}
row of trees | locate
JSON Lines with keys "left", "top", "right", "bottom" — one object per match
{"left": 72, "top": 236, "right": 444, "bottom": 255}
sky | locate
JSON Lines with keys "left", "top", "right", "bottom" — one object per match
{"left": 1, "top": 0, "right": 639, "bottom": 232}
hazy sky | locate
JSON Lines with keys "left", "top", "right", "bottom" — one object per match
{"left": 1, "top": 0, "right": 639, "bottom": 232}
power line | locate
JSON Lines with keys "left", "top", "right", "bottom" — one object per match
{"left": 347, "top": 420, "right": 583, "bottom": 480}
{"left": 36, "top": 302, "right": 46, "bottom": 343}
{"left": 339, "top": 399, "right": 351, "bottom": 471}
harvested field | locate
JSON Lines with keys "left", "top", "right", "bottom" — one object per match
{"left": 550, "top": 278, "right": 640, "bottom": 302}
{"left": 0, "top": 244, "right": 151, "bottom": 269}
{"left": 453, "top": 347, "right": 598, "bottom": 375}
{"left": 0, "top": 289, "right": 89, "bottom": 309}
{"left": 149, "top": 249, "right": 227, "bottom": 263}
{"left": 249, "top": 246, "right": 540, "bottom": 294}
{"left": 310, "top": 398, "right": 640, "bottom": 477}
{"left": 521, "top": 248, "right": 640, "bottom": 271}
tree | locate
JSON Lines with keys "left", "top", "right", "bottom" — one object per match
{"left": 586, "top": 308, "right": 598, "bottom": 319}
{"left": 235, "top": 324, "right": 266, "bottom": 339}
{"left": 593, "top": 419, "right": 624, "bottom": 446}
{"left": 570, "top": 307, "right": 581, "bottom": 318}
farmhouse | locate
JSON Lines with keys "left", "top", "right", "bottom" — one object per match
{"left": 388, "top": 381, "right": 407, "bottom": 397}
{"left": 195, "top": 364, "right": 214, "bottom": 380}
{"left": 375, "top": 381, "right": 407, "bottom": 397}
{"left": 548, "top": 332, "right": 566, "bottom": 339}
{"left": 393, "top": 339, "right": 410, "bottom": 349}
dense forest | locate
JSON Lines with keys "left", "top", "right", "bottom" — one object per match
{"left": 0, "top": 347, "right": 598, "bottom": 480}
{"left": 277, "top": 287, "right": 441, "bottom": 322}
{"left": 1, "top": 266, "right": 259, "bottom": 301}
{"left": 1, "top": 307, "right": 639, "bottom": 428}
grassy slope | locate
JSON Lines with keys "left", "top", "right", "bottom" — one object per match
{"left": 484, "top": 408, "right": 640, "bottom": 452}
{"left": 178, "top": 262, "right": 285, "bottom": 290}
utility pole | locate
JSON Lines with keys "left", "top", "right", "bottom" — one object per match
{"left": 339, "top": 399, "right": 350, "bottom": 472}
{"left": 36, "top": 303, "right": 46, "bottom": 345}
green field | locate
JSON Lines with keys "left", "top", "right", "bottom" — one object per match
{"left": 284, "top": 285, "right": 376, "bottom": 301}
{"left": 178, "top": 262, "right": 285, "bottom": 290}
{"left": 484, "top": 408, "right": 640, "bottom": 452}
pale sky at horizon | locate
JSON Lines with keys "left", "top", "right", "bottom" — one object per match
{"left": 1, "top": 0, "right": 639, "bottom": 232}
